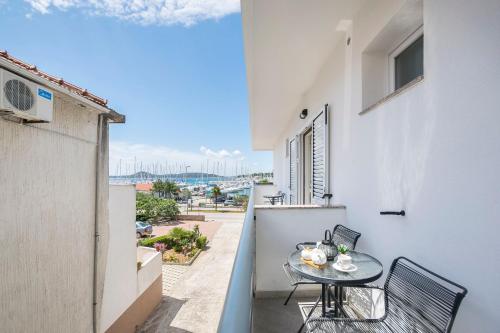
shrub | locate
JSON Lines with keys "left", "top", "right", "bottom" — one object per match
{"left": 170, "top": 227, "right": 196, "bottom": 242}
{"left": 139, "top": 234, "right": 174, "bottom": 248}
{"left": 196, "top": 235, "right": 208, "bottom": 250}
{"left": 193, "top": 225, "right": 201, "bottom": 238}
{"left": 156, "top": 199, "right": 180, "bottom": 221}
{"left": 136, "top": 193, "right": 180, "bottom": 222}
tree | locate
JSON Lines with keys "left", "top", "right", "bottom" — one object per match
{"left": 152, "top": 179, "right": 165, "bottom": 197}
{"left": 234, "top": 195, "right": 249, "bottom": 211}
{"left": 180, "top": 188, "right": 192, "bottom": 200}
{"left": 212, "top": 186, "right": 221, "bottom": 211}
{"left": 136, "top": 192, "right": 180, "bottom": 222}
{"left": 156, "top": 199, "right": 180, "bottom": 221}
{"left": 164, "top": 181, "right": 179, "bottom": 199}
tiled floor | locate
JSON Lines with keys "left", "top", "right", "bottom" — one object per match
{"left": 253, "top": 297, "right": 314, "bottom": 333}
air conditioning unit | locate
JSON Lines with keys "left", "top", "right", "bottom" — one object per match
{"left": 0, "top": 69, "right": 53, "bottom": 122}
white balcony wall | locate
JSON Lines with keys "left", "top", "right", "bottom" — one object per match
{"left": 101, "top": 185, "right": 162, "bottom": 332}
{"left": 253, "top": 184, "right": 278, "bottom": 205}
{"left": 137, "top": 247, "right": 162, "bottom": 296}
{"left": 268, "top": 1, "right": 500, "bottom": 332}
{"left": 101, "top": 185, "right": 137, "bottom": 332}
{"left": 255, "top": 206, "right": 346, "bottom": 294}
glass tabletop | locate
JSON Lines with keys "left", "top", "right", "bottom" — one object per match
{"left": 287, "top": 250, "right": 383, "bottom": 285}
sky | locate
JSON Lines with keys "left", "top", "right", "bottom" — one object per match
{"left": 0, "top": 0, "right": 272, "bottom": 176}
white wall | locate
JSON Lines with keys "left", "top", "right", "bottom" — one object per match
{"left": 271, "top": 0, "right": 500, "bottom": 331}
{"left": 101, "top": 185, "right": 162, "bottom": 332}
{"left": 0, "top": 95, "right": 100, "bottom": 332}
{"left": 137, "top": 247, "right": 162, "bottom": 296}
{"left": 253, "top": 184, "right": 278, "bottom": 205}
{"left": 101, "top": 185, "right": 137, "bottom": 332}
{"left": 255, "top": 207, "right": 346, "bottom": 293}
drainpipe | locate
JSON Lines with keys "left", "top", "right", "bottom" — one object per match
{"left": 93, "top": 113, "right": 109, "bottom": 333}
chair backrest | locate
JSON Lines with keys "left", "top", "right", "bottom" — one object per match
{"left": 332, "top": 224, "right": 361, "bottom": 250}
{"left": 384, "top": 257, "right": 467, "bottom": 333}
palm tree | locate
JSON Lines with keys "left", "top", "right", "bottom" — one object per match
{"left": 212, "top": 186, "right": 221, "bottom": 211}
{"left": 164, "top": 181, "right": 179, "bottom": 199}
{"left": 152, "top": 179, "right": 165, "bottom": 197}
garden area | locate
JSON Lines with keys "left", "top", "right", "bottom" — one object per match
{"left": 139, "top": 225, "right": 208, "bottom": 264}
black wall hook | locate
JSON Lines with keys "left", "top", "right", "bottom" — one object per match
{"left": 380, "top": 210, "right": 406, "bottom": 216}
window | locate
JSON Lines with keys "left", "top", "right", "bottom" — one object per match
{"left": 360, "top": 0, "right": 423, "bottom": 112}
{"left": 393, "top": 33, "right": 423, "bottom": 90}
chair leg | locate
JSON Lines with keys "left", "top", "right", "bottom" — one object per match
{"left": 284, "top": 285, "right": 298, "bottom": 305}
{"left": 298, "top": 296, "right": 321, "bottom": 333}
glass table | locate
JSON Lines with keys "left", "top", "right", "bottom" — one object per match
{"left": 287, "top": 250, "right": 383, "bottom": 318}
{"left": 263, "top": 194, "right": 283, "bottom": 205}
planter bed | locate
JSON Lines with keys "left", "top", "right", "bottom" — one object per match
{"left": 163, "top": 248, "right": 203, "bottom": 266}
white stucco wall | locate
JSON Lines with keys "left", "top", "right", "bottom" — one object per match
{"left": 101, "top": 185, "right": 162, "bottom": 332}
{"left": 270, "top": 1, "right": 500, "bottom": 332}
{"left": 137, "top": 247, "right": 162, "bottom": 296}
{"left": 101, "top": 185, "right": 137, "bottom": 332}
{"left": 255, "top": 207, "right": 346, "bottom": 293}
{"left": 0, "top": 95, "right": 100, "bottom": 332}
{"left": 253, "top": 184, "right": 278, "bottom": 205}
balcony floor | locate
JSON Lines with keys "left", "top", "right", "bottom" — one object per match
{"left": 253, "top": 297, "right": 316, "bottom": 333}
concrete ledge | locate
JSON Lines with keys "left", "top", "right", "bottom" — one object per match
{"left": 254, "top": 204, "right": 346, "bottom": 210}
{"left": 105, "top": 276, "right": 162, "bottom": 333}
{"left": 177, "top": 214, "right": 205, "bottom": 221}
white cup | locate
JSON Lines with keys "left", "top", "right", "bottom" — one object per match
{"left": 338, "top": 254, "right": 352, "bottom": 269}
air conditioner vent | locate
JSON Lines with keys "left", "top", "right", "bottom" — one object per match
{"left": 4, "top": 79, "right": 35, "bottom": 111}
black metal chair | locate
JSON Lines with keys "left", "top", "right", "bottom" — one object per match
{"left": 283, "top": 225, "right": 361, "bottom": 305}
{"left": 305, "top": 257, "right": 468, "bottom": 333}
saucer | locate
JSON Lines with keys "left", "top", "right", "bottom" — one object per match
{"left": 332, "top": 262, "right": 357, "bottom": 272}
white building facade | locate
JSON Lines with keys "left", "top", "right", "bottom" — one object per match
{"left": 0, "top": 52, "right": 124, "bottom": 332}
{"left": 242, "top": 0, "right": 500, "bottom": 332}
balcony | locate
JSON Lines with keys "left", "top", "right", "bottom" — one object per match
{"left": 218, "top": 185, "right": 467, "bottom": 333}
{"left": 219, "top": 185, "right": 350, "bottom": 332}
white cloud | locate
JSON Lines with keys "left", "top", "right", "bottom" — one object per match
{"left": 110, "top": 141, "right": 246, "bottom": 175}
{"left": 24, "top": 0, "right": 240, "bottom": 26}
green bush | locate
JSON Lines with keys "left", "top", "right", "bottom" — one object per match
{"left": 140, "top": 226, "right": 208, "bottom": 254}
{"left": 156, "top": 199, "right": 180, "bottom": 221}
{"left": 136, "top": 192, "right": 180, "bottom": 222}
{"left": 170, "top": 227, "right": 196, "bottom": 242}
{"left": 196, "top": 235, "right": 208, "bottom": 249}
{"left": 139, "top": 234, "right": 174, "bottom": 248}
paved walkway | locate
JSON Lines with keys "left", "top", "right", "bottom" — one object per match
{"left": 139, "top": 212, "right": 244, "bottom": 333}
{"left": 162, "top": 265, "right": 189, "bottom": 293}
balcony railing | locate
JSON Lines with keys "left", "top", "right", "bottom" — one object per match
{"left": 217, "top": 188, "right": 255, "bottom": 333}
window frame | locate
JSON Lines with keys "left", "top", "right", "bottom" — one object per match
{"left": 388, "top": 26, "right": 424, "bottom": 93}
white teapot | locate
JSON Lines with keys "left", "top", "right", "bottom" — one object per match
{"left": 311, "top": 249, "right": 327, "bottom": 265}
{"left": 301, "top": 248, "right": 313, "bottom": 260}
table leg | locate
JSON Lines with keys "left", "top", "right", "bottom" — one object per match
{"left": 338, "top": 286, "right": 343, "bottom": 314}
{"left": 334, "top": 286, "right": 339, "bottom": 317}
{"left": 327, "top": 284, "right": 331, "bottom": 308}
{"left": 321, "top": 284, "right": 326, "bottom": 317}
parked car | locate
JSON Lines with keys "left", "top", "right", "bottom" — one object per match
{"left": 136, "top": 221, "right": 152, "bottom": 239}
{"left": 214, "top": 196, "right": 226, "bottom": 203}
{"left": 224, "top": 199, "right": 235, "bottom": 206}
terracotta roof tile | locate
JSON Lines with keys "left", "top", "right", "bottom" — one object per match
{"left": 0, "top": 50, "right": 108, "bottom": 107}
{"left": 136, "top": 183, "right": 153, "bottom": 192}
